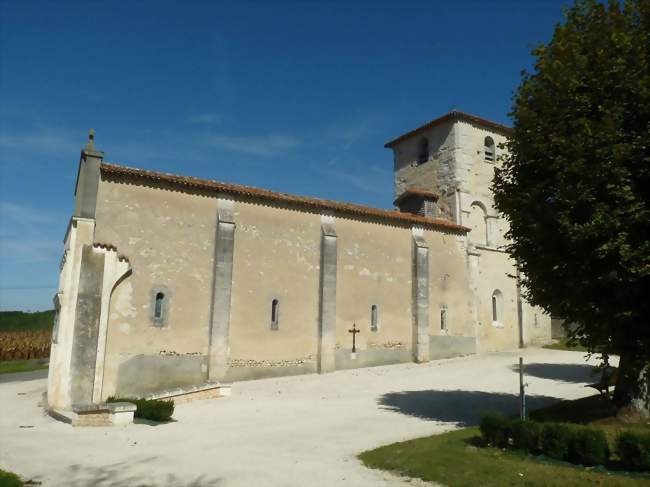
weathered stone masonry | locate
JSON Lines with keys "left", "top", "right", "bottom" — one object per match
{"left": 47, "top": 111, "right": 552, "bottom": 412}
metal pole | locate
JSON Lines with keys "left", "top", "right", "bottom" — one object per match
{"left": 519, "top": 357, "right": 526, "bottom": 420}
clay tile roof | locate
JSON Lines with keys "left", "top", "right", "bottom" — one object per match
{"left": 384, "top": 110, "right": 513, "bottom": 149}
{"left": 394, "top": 188, "right": 439, "bottom": 206}
{"left": 100, "top": 162, "right": 469, "bottom": 233}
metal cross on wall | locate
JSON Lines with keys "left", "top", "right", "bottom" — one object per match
{"left": 348, "top": 323, "right": 360, "bottom": 353}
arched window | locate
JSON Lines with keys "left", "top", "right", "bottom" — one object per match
{"left": 440, "top": 306, "right": 448, "bottom": 331}
{"left": 484, "top": 136, "right": 495, "bottom": 162}
{"left": 154, "top": 292, "right": 165, "bottom": 320}
{"left": 417, "top": 137, "right": 429, "bottom": 164}
{"left": 370, "top": 304, "right": 378, "bottom": 332}
{"left": 151, "top": 289, "right": 169, "bottom": 326}
{"left": 492, "top": 290, "right": 503, "bottom": 325}
{"left": 271, "top": 299, "right": 280, "bottom": 330}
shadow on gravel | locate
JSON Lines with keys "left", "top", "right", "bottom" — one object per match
{"left": 513, "top": 362, "right": 598, "bottom": 384}
{"left": 378, "top": 390, "right": 559, "bottom": 425}
{"left": 48, "top": 460, "right": 224, "bottom": 487}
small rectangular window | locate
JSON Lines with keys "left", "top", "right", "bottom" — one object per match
{"left": 271, "top": 299, "right": 279, "bottom": 330}
{"left": 440, "top": 307, "right": 447, "bottom": 331}
{"left": 370, "top": 305, "right": 378, "bottom": 332}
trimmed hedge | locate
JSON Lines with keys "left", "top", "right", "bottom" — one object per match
{"left": 108, "top": 397, "right": 174, "bottom": 422}
{"left": 541, "top": 422, "right": 573, "bottom": 460}
{"left": 479, "top": 412, "right": 511, "bottom": 448}
{"left": 616, "top": 431, "right": 650, "bottom": 471}
{"left": 477, "top": 411, "right": 650, "bottom": 472}
{"left": 511, "top": 419, "right": 542, "bottom": 453}
{"left": 569, "top": 426, "right": 609, "bottom": 466}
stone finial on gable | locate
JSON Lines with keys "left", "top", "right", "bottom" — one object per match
{"left": 86, "top": 129, "right": 95, "bottom": 151}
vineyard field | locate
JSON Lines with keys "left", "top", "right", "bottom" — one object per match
{"left": 0, "top": 329, "right": 51, "bottom": 361}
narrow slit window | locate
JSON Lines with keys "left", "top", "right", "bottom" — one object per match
{"left": 154, "top": 292, "right": 165, "bottom": 320}
{"left": 440, "top": 307, "right": 448, "bottom": 331}
{"left": 271, "top": 299, "right": 279, "bottom": 330}
{"left": 491, "top": 289, "right": 503, "bottom": 325}
{"left": 370, "top": 305, "right": 378, "bottom": 332}
{"left": 484, "top": 136, "right": 495, "bottom": 162}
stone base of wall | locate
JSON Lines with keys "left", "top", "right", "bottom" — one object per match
{"left": 115, "top": 354, "right": 208, "bottom": 397}
{"left": 144, "top": 383, "right": 230, "bottom": 404}
{"left": 49, "top": 402, "right": 137, "bottom": 427}
{"left": 335, "top": 347, "right": 412, "bottom": 370}
{"left": 74, "top": 411, "right": 112, "bottom": 427}
{"left": 429, "top": 335, "right": 476, "bottom": 360}
{"left": 223, "top": 362, "right": 317, "bottom": 382}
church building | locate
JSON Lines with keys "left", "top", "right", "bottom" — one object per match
{"left": 47, "top": 111, "right": 551, "bottom": 411}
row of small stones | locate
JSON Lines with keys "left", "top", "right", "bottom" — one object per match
{"left": 369, "top": 341, "right": 406, "bottom": 349}
{"left": 158, "top": 341, "right": 405, "bottom": 359}
{"left": 335, "top": 341, "right": 406, "bottom": 349}
{"left": 158, "top": 350, "right": 202, "bottom": 356}
{"left": 229, "top": 356, "right": 315, "bottom": 368}
{"left": 158, "top": 340, "right": 405, "bottom": 363}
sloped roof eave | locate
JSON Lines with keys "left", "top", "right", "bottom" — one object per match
{"left": 99, "top": 162, "right": 470, "bottom": 234}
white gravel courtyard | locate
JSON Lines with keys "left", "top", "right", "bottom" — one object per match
{"left": 0, "top": 348, "right": 601, "bottom": 487}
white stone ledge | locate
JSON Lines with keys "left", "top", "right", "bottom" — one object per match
{"left": 144, "top": 382, "right": 231, "bottom": 402}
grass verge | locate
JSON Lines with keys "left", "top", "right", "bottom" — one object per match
{"left": 0, "top": 359, "right": 48, "bottom": 375}
{"left": 359, "top": 395, "right": 650, "bottom": 487}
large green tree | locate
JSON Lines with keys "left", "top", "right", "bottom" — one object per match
{"left": 493, "top": 0, "right": 650, "bottom": 416}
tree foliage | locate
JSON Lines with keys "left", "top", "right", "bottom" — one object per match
{"left": 493, "top": 0, "right": 650, "bottom": 406}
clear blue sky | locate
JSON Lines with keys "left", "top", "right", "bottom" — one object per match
{"left": 0, "top": 0, "right": 569, "bottom": 311}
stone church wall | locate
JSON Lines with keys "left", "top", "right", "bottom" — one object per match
{"left": 425, "top": 230, "right": 477, "bottom": 356}
{"left": 225, "top": 200, "right": 321, "bottom": 381}
{"left": 334, "top": 217, "right": 413, "bottom": 366}
{"left": 48, "top": 113, "right": 556, "bottom": 411}
{"left": 94, "top": 178, "right": 217, "bottom": 398}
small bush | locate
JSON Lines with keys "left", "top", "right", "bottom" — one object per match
{"left": 569, "top": 426, "right": 609, "bottom": 466}
{"left": 616, "top": 431, "right": 650, "bottom": 471}
{"left": 479, "top": 411, "right": 511, "bottom": 448}
{"left": 541, "top": 423, "right": 573, "bottom": 460}
{"left": 108, "top": 397, "right": 174, "bottom": 422}
{"left": 511, "top": 419, "right": 542, "bottom": 453}
{"left": 0, "top": 469, "right": 23, "bottom": 487}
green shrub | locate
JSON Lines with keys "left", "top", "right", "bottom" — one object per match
{"left": 107, "top": 397, "right": 174, "bottom": 422}
{"left": 616, "top": 431, "right": 650, "bottom": 471}
{"left": 135, "top": 398, "right": 174, "bottom": 422}
{"left": 511, "top": 419, "right": 542, "bottom": 453}
{"left": 541, "top": 423, "right": 573, "bottom": 460}
{"left": 569, "top": 426, "right": 609, "bottom": 466}
{"left": 0, "top": 469, "right": 23, "bottom": 487}
{"left": 479, "top": 411, "right": 511, "bottom": 448}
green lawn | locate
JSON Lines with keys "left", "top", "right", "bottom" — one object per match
{"left": 0, "top": 359, "right": 48, "bottom": 375}
{"left": 542, "top": 338, "right": 588, "bottom": 352}
{"left": 0, "top": 469, "right": 23, "bottom": 487}
{"left": 359, "top": 395, "right": 650, "bottom": 487}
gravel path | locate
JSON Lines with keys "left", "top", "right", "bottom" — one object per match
{"left": 0, "top": 348, "right": 601, "bottom": 487}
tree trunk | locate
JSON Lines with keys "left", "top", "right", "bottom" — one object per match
{"left": 614, "top": 352, "right": 650, "bottom": 422}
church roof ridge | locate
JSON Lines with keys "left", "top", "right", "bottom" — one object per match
{"left": 384, "top": 110, "right": 513, "bottom": 148}
{"left": 100, "top": 162, "right": 469, "bottom": 233}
